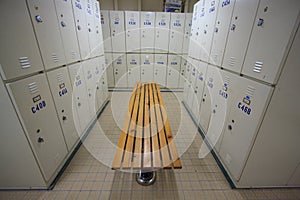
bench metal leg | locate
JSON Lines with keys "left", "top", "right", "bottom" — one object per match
{"left": 136, "top": 171, "right": 156, "bottom": 186}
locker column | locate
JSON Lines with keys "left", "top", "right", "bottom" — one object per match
{"left": 125, "top": 11, "right": 140, "bottom": 53}
{"left": 154, "top": 12, "right": 171, "bottom": 53}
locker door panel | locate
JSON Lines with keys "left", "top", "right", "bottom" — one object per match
{"left": 210, "top": 0, "right": 235, "bottom": 66}
{"left": 93, "top": 0, "right": 104, "bottom": 57}
{"left": 113, "top": 53, "right": 127, "bottom": 88}
{"left": 199, "top": 0, "right": 220, "bottom": 62}
{"left": 127, "top": 54, "right": 141, "bottom": 88}
{"left": 101, "top": 11, "right": 113, "bottom": 52}
{"left": 166, "top": 55, "right": 181, "bottom": 88}
{"left": 155, "top": 12, "right": 170, "bottom": 53}
{"left": 194, "top": 1, "right": 206, "bottom": 60}
{"left": 68, "top": 62, "right": 92, "bottom": 134}
{"left": 92, "top": 57, "right": 103, "bottom": 111}
{"left": 219, "top": 76, "right": 272, "bottom": 180}
{"left": 199, "top": 86, "right": 211, "bottom": 134}
{"left": 83, "top": 59, "right": 97, "bottom": 116}
{"left": 85, "top": 0, "right": 97, "bottom": 58}
{"left": 6, "top": 74, "right": 68, "bottom": 181}
{"left": 182, "top": 13, "right": 192, "bottom": 54}
{"left": 71, "top": 0, "right": 91, "bottom": 60}
{"left": 141, "top": 12, "right": 155, "bottom": 53}
{"left": 105, "top": 53, "right": 115, "bottom": 87}
{"left": 54, "top": 0, "right": 80, "bottom": 64}
{"left": 169, "top": 13, "right": 185, "bottom": 54}
{"left": 140, "top": 54, "right": 154, "bottom": 82}
{"left": 47, "top": 67, "right": 79, "bottom": 151}
{"left": 242, "top": 0, "right": 300, "bottom": 84}
{"left": 179, "top": 56, "right": 188, "bottom": 88}
{"left": 27, "top": 0, "right": 66, "bottom": 69}
{"left": 154, "top": 54, "right": 167, "bottom": 86}
{"left": 0, "top": 0, "right": 44, "bottom": 80}
{"left": 188, "top": 3, "right": 198, "bottom": 58}
{"left": 99, "top": 56, "right": 109, "bottom": 103}
{"left": 125, "top": 11, "right": 140, "bottom": 52}
{"left": 222, "top": 0, "right": 259, "bottom": 73}
{"left": 110, "top": 11, "right": 126, "bottom": 52}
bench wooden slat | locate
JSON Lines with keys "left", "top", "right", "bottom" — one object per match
{"left": 132, "top": 83, "right": 145, "bottom": 169}
{"left": 112, "top": 83, "right": 138, "bottom": 169}
{"left": 122, "top": 83, "right": 141, "bottom": 169}
{"left": 149, "top": 83, "right": 161, "bottom": 168}
{"left": 154, "top": 84, "right": 182, "bottom": 169}
{"left": 143, "top": 84, "right": 152, "bottom": 168}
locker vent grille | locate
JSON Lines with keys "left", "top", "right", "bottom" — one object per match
{"left": 228, "top": 57, "right": 235, "bottom": 67}
{"left": 19, "top": 57, "right": 31, "bottom": 69}
{"left": 52, "top": 54, "right": 59, "bottom": 63}
{"left": 253, "top": 61, "right": 263, "bottom": 73}
{"left": 28, "top": 82, "right": 39, "bottom": 94}
{"left": 224, "top": 76, "right": 230, "bottom": 85}
{"left": 56, "top": 73, "right": 64, "bottom": 83}
{"left": 245, "top": 86, "right": 255, "bottom": 98}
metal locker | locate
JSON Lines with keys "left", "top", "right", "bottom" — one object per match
{"left": 110, "top": 11, "right": 126, "bottom": 52}
{"left": 47, "top": 67, "right": 79, "bottom": 151}
{"left": 219, "top": 76, "right": 272, "bottom": 180}
{"left": 199, "top": 0, "right": 220, "bottom": 62}
{"left": 93, "top": 56, "right": 106, "bottom": 110}
{"left": 210, "top": 0, "right": 235, "bottom": 66}
{"left": 242, "top": 0, "right": 300, "bottom": 84}
{"left": 191, "top": 61, "right": 208, "bottom": 123}
{"left": 154, "top": 12, "right": 170, "bottom": 53}
{"left": 186, "top": 59, "right": 198, "bottom": 115}
{"left": 169, "top": 13, "right": 185, "bottom": 54}
{"left": 188, "top": 3, "right": 198, "bottom": 58}
{"left": 68, "top": 62, "right": 92, "bottom": 134}
{"left": 140, "top": 12, "right": 155, "bottom": 53}
{"left": 101, "top": 10, "right": 113, "bottom": 52}
{"left": 85, "top": 0, "right": 97, "bottom": 58}
{"left": 205, "top": 68, "right": 239, "bottom": 152}
{"left": 182, "top": 13, "right": 192, "bottom": 54}
{"left": 154, "top": 54, "right": 167, "bottom": 87}
{"left": 112, "top": 53, "right": 127, "bottom": 88}
{"left": 125, "top": 11, "right": 140, "bottom": 52}
{"left": 179, "top": 55, "right": 188, "bottom": 88}
{"left": 104, "top": 53, "right": 115, "bottom": 88}
{"left": 198, "top": 86, "right": 211, "bottom": 134}
{"left": 0, "top": 0, "right": 44, "bottom": 80}
{"left": 6, "top": 74, "right": 68, "bottom": 181}
{"left": 93, "top": 0, "right": 104, "bottom": 57}
{"left": 127, "top": 54, "right": 141, "bottom": 88}
{"left": 99, "top": 56, "right": 109, "bottom": 104}
{"left": 54, "top": 0, "right": 81, "bottom": 64}
{"left": 222, "top": 0, "right": 260, "bottom": 73}
{"left": 27, "top": 0, "right": 66, "bottom": 69}
{"left": 140, "top": 54, "right": 154, "bottom": 82}
{"left": 194, "top": 0, "right": 206, "bottom": 60}
{"left": 71, "top": 0, "right": 91, "bottom": 60}
{"left": 166, "top": 55, "right": 181, "bottom": 88}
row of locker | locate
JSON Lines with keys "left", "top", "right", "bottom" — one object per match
{"left": 100, "top": 11, "right": 192, "bottom": 54}
{"left": 183, "top": 23, "right": 300, "bottom": 187}
{"left": 0, "top": 0, "right": 104, "bottom": 81}
{"left": 188, "top": 0, "right": 299, "bottom": 84}
{"left": 104, "top": 53, "right": 188, "bottom": 89}
{"left": 0, "top": 56, "right": 108, "bottom": 188}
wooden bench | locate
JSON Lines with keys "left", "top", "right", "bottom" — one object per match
{"left": 112, "top": 82, "right": 182, "bottom": 185}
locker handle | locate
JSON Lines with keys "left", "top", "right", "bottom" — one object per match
{"left": 62, "top": 116, "right": 67, "bottom": 121}
{"left": 214, "top": 27, "right": 218, "bottom": 33}
{"left": 257, "top": 18, "right": 264, "bottom": 26}
{"left": 38, "top": 137, "right": 44, "bottom": 143}
{"left": 228, "top": 124, "right": 232, "bottom": 131}
{"left": 230, "top": 24, "right": 236, "bottom": 31}
{"left": 35, "top": 15, "right": 43, "bottom": 23}
{"left": 61, "top": 21, "right": 67, "bottom": 27}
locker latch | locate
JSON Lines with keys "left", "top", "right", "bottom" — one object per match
{"left": 230, "top": 24, "right": 236, "bottom": 31}
{"left": 257, "top": 18, "right": 264, "bottom": 26}
{"left": 35, "top": 15, "right": 43, "bottom": 23}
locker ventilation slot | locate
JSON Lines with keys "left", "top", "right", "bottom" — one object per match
{"left": 224, "top": 76, "right": 230, "bottom": 86}
{"left": 52, "top": 54, "right": 59, "bottom": 63}
{"left": 19, "top": 57, "right": 31, "bottom": 69}
{"left": 253, "top": 61, "right": 263, "bottom": 73}
{"left": 228, "top": 57, "right": 235, "bottom": 67}
{"left": 245, "top": 86, "right": 255, "bottom": 98}
{"left": 56, "top": 73, "right": 64, "bottom": 83}
{"left": 28, "top": 82, "right": 39, "bottom": 94}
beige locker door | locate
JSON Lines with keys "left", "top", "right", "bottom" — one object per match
{"left": 182, "top": 13, "right": 192, "bottom": 54}
{"left": 154, "top": 12, "right": 170, "bottom": 53}
{"left": 47, "top": 67, "right": 79, "bottom": 151}
{"left": 93, "top": 0, "right": 104, "bottom": 57}
{"left": 27, "top": 0, "right": 66, "bottom": 69}
{"left": 127, "top": 54, "right": 141, "bottom": 88}
{"left": 7, "top": 74, "right": 68, "bottom": 181}
{"left": 0, "top": 0, "right": 44, "bottom": 80}
{"left": 140, "top": 54, "right": 154, "bottom": 82}
{"left": 198, "top": 84, "right": 212, "bottom": 134}
{"left": 101, "top": 10, "right": 113, "bottom": 52}
{"left": 140, "top": 12, "right": 155, "bottom": 53}
{"left": 169, "top": 13, "right": 185, "bottom": 54}
{"left": 125, "top": 11, "right": 141, "bottom": 53}
{"left": 83, "top": 59, "right": 97, "bottom": 117}
{"left": 113, "top": 53, "right": 127, "bottom": 88}
{"left": 104, "top": 53, "right": 115, "bottom": 87}
{"left": 154, "top": 54, "right": 167, "bottom": 87}
{"left": 110, "top": 11, "right": 126, "bottom": 53}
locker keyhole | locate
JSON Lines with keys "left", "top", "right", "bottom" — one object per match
{"left": 36, "top": 129, "right": 40, "bottom": 133}
{"left": 264, "top": 6, "right": 268, "bottom": 12}
{"left": 228, "top": 124, "right": 232, "bottom": 131}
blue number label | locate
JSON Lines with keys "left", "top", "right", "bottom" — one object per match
{"left": 31, "top": 101, "right": 46, "bottom": 114}
{"left": 59, "top": 88, "right": 68, "bottom": 97}
{"left": 238, "top": 102, "right": 251, "bottom": 115}
{"left": 219, "top": 90, "right": 228, "bottom": 99}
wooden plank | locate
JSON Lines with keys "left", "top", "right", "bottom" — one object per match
{"left": 155, "top": 84, "right": 182, "bottom": 169}
{"left": 149, "top": 83, "right": 161, "bottom": 168}
{"left": 132, "top": 83, "right": 145, "bottom": 169}
{"left": 143, "top": 84, "right": 152, "bottom": 168}
{"left": 122, "top": 83, "right": 141, "bottom": 169}
{"left": 152, "top": 83, "right": 171, "bottom": 168}
{"left": 112, "top": 83, "right": 138, "bottom": 169}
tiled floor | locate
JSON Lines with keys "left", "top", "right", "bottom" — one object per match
{"left": 1, "top": 91, "right": 300, "bottom": 200}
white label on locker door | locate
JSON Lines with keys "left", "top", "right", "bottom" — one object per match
{"left": 6, "top": 74, "right": 68, "bottom": 181}
{"left": 27, "top": 0, "right": 66, "bottom": 69}
{"left": 0, "top": 0, "right": 44, "bottom": 80}
{"left": 242, "top": 0, "right": 300, "bottom": 84}
{"left": 222, "top": 0, "right": 259, "bottom": 73}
